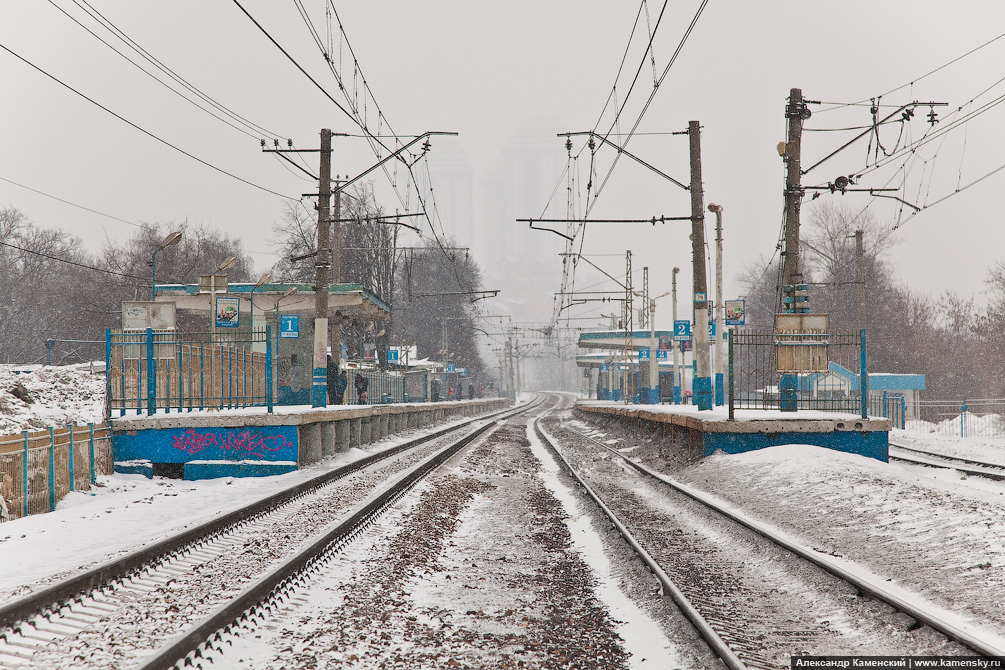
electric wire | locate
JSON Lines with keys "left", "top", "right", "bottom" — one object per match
{"left": 817, "top": 30, "right": 1005, "bottom": 113}
{"left": 49, "top": 0, "right": 279, "bottom": 143}
{"left": 0, "top": 42, "right": 297, "bottom": 200}
{"left": 0, "top": 239, "right": 146, "bottom": 280}
{"left": 0, "top": 175, "right": 142, "bottom": 229}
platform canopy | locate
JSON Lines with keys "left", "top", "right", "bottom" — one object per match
{"left": 576, "top": 353, "right": 674, "bottom": 369}
{"left": 578, "top": 329, "right": 675, "bottom": 351}
{"left": 154, "top": 282, "right": 391, "bottom": 321}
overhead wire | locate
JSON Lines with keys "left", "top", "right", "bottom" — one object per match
{"left": 0, "top": 239, "right": 146, "bottom": 280}
{"left": 0, "top": 42, "right": 296, "bottom": 200}
{"left": 0, "top": 175, "right": 142, "bottom": 228}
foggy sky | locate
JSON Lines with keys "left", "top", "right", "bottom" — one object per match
{"left": 3, "top": 1, "right": 1004, "bottom": 330}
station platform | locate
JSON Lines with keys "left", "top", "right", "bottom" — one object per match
{"left": 575, "top": 401, "right": 890, "bottom": 461}
{"left": 111, "top": 398, "right": 509, "bottom": 480}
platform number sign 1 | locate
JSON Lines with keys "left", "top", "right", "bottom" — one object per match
{"left": 673, "top": 320, "right": 691, "bottom": 341}
{"left": 387, "top": 349, "right": 399, "bottom": 364}
{"left": 280, "top": 314, "right": 299, "bottom": 338}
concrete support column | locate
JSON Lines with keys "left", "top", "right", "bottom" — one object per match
{"left": 361, "top": 418, "right": 371, "bottom": 445}
{"left": 351, "top": 418, "right": 362, "bottom": 448}
{"left": 322, "top": 422, "right": 335, "bottom": 458}
{"left": 379, "top": 414, "right": 389, "bottom": 438}
{"left": 299, "top": 423, "right": 322, "bottom": 465}
{"left": 335, "top": 420, "right": 350, "bottom": 453}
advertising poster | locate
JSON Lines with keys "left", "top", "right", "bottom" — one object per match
{"left": 215, "top": 296, "right": 240, "bottom": 328}
{"left": 363, "top": 342, "right": 376, "bottom": 362}
{"left": 725, "top": 299, "right": 746, "bottom": 326}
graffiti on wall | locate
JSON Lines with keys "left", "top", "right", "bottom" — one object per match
{"left": 113, "top": 425, "right": 298, "bottom": 464}
{"left": 170, "top": 428, "right": 294, "bottom": 460}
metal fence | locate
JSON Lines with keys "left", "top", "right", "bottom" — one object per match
{"left": 906, "top": 399, "right": 1005, "bottom": 439}
{"left": 0, "top": 423, "right": 113, "bottom": 522}
{"left": 729, "top": 329, "right": 864, "bottom": 412}
{"left": 107, "top": 328, "right": 272, "bottom": 416}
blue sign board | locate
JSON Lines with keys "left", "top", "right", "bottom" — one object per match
{"left": 656, "top": 349, "right": 668, "bottom": 360}
{"left": 673, "top": 320, "right": 691, "bottom": 341}
{"left": 387, "top": 349, "right": 399, "bottom": 363}
{"left": 600, "top": 363, "right": 609, "bottom": 372}
{"left": 280, "top": 314, "right": 299, "bottom": 338}
{"left": 446, "top": 363, "right": 456, "bottom": 373}
{"left": 709, "top": 320, "right": 716, "bottom": 343}
{"left": 638, "top": 347, "right": 650, "bottom": 361}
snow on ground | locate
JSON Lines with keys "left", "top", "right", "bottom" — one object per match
{"left": 0, "top": 364, "right": 105, "bottom": 434}
{"left": 893, "top": 427, "right": 1005, "bottom": 467}
{"left": 670, "top": 437, "right": 1005, "bottom": 641}
{"left": 0, "top": 445, "right": 374, "bottom": 602}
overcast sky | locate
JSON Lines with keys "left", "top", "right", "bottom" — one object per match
{"left": 3, "top": 1, "right": 1005, "bottom": 329}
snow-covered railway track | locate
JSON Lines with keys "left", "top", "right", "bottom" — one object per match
{"left": 0, "top": 401, "right": 532, "bottom": 669}
{"left": 537, "top": 408, "right": 1004, "bottom": 668}
{"left": 889, "top": 442, "right": 1005, "bottom": 481}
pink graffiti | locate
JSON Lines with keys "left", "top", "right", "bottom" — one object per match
{"left": 170, "top": 428, "right": 292, "bottom": 459}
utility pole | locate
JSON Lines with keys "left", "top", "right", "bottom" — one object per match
{"left": 623, "top": 251, "right": 633, "bottom": 404}
{"left": 672, "top": 266, "right": 681, "bottom": 404}
{"left": 779, "top": 89, "right": 811, "bottom": 412}
{"left": 709, "top": 203, "right": 724, "bottom": 405}
{"left": 646, "top": 266, "right": 658, "bottom": 404}
{"left": 781, "top": 88, "right": 809, "bottom": 310}
{"left": 312, "top": 128, "right": 332, "bottom": 408}
{"left": 689, "top": 120, "right": 712, "bottom": 410}
{"left": 331, "top": 176, "right": 343, "bottom": 373}
{"left": 855, "top": 229, "right": 866, "bottom": 332}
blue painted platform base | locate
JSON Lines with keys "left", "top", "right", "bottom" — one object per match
{"left": 703, "top": 429, "right": 888, "bottom": 462}
{"left": 642, "top": 387, "right": 659, "bottom": 404}
{"left": 673, "top": 385, "right": 681, "bottom": 404}
{"left": 714, "top": 373, "right": 724, "bottom": 406}
{"left": 114, "top": 460, "right": 153, "bottom": 478}
{"left": 574, "top": 403, "right": 891, "bottom": 462}
{"left": 184, "top": 460, "right": 298, "bottom": 480}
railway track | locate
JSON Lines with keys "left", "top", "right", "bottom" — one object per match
{"left": 537, "top": 401, "right": 1005, "bottom": 668}
{"left": 0, "top": 399, "right": 537, "bottom": 669}
{"left": 889, "top": 442, "right": 1005, "bottom": 481}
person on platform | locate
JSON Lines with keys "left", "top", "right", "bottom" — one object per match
{"left": 354, "top": 372, "right": 369, "bottom": 404}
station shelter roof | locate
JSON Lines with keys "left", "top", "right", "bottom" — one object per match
{"left": 576, "top": 353, "right": 675, "bottom": 370}
{"left": 578, "top": 329, "right": 675, "bottom": 351}
{"left": 154, "top": 282, "right": 390, "bottom": 322}
{"left": 827, "top": 362, "right": 926, "bottom": 392}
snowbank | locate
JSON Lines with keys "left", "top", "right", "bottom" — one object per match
{"left": 0, "top": 364, "right": 106, "bottom": 434}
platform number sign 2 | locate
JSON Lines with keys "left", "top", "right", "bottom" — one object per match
{"left": 673, "top": 320, "right": 691, "bottom": 341}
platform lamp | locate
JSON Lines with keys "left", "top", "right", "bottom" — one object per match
{"left": 150, "top": 231, "right": 182, "bottom": 301}
{"left": 209, "top": 256, "right": 239, "bottom": 342}
{"left": 249, "top": 273, "right": 272, "bottom": 334}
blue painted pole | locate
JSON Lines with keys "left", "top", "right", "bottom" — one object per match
{"left": 47, "top": 427, "right": 56, "bottom": 512}
{"left": 22, "top": 430, "right": 29, "bottom": 517}
{"left": 105, "top": 329, "right": 113, "bottom": 420}
{"left": 88, "top": 423, "right": 96, "bottom": 486}
{"left": 266, "top": 325, "right": 274, "bottom": 413}
{"left": 728, "top": 328, "right": 735, "bottom": 421}
{"left": 68, "top": 425, "right": 75, "bottom": 492}
{"left": 860, "top": 328, "right": 868, "bottom": 419}
{"left": 146, "top": 327, "right": 156, "bottom": 415}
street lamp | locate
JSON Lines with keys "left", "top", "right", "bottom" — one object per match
{"left": 708, "top": 202, "right": 724, "bottom": 405}
{"left": 249, "top": 273, "right": 272, "bottom": 333}
{"left": 209, "top": 256, "right": 239, "bottom": 342}
{"left": 150, "top": 231, "right": 182, "bottom": 301}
